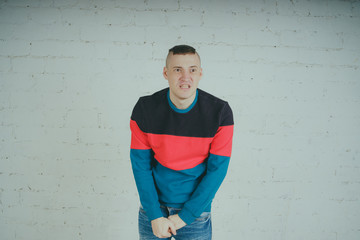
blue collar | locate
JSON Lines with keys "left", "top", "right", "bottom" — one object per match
{"left": 167, "top": 89, "right": 198, "bottom": 113}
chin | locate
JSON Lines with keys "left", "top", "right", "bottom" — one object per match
{"left": 179, "top": 92, "right": 195, "bottom": 100}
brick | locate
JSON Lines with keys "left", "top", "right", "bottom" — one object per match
{"left": 95, "top": 7, "right": 135, "bottom": 26}
{"left": 246, "top": 29, "right": 281, "bottom": 46}
{"left": 2, "top": 0, "right": 51, "bottom": 8}
{"left": 0, "top": 56, "right": 11, "bottom": 72}
{"left": 166, "top": 9, "right": 203, "bottom": 26}
{"left": 134, "top": 10, "right": 166, "bottom": 26}
{"left": 61, "top": 8, "right": 135, "bottom": 27}
{"left": 341, "top": 32, "right": 360, "bottom": 50}
{"left": 30, "top": 73, "right": 66, "bottom": 93}
{"left": 0, "top": 125, "right": 13, "bottom": 142}
{"left": 12, "top": 125, "right": 46, "bottom": 142}
{"left": 174, "top": 26, "right": 215, "bottom": 44}
{"left": 5, "top": 21, "right": 79, "bottom": 42}
{"left": 327, "top": 0, "right": 354, "bottom": 17}
{"left": 279, "top": 29, "right": 343, "bottom": 49}
{"left": 234, "top": 46, "right": 298, "bottom": 63}
{"left": 179, "top": 0, "right": 213, "bottom": 11}
{"left": 126, "top": 43, "right": 154, "bottom": 60}
{"left": 0, "top": 40, "right": 31, "bottom": 57}
{"left": 78, "top": 128, "right": 117, "bottom": 145}
{"left": 64, "top": 109, "right": 99, "bottom": 128}
{"left": 0, "top": 23, "right": 15, "bottom": 41}
{"left": 109, "top": 0, "right": 147, "bottom": 9}
{"left": 30, "top": 40, "right": 94, "bottom": 58}
{"left": 93, "top": 42, "right": 127, "bottom": 59}
{"left": 330, "top": 16, "right": 360, "bottom": 35}
{"left": 0, "top": 6, "right": 31, "bottom": 24}
{"left": 59, "top": 8, "right": 100, "bottom": 26}
{"left": 292, "top": 0, "right": 330, "bottom": 17}
{"left": 145, "top": 0, "right": 179, "bottom": 10}
{"left": 81, "top": 25, "right": 145, "bottom": 42}
{"left": 305, "top": 30, "right": 343, "bottom": 49}
{"left": 39, "top": 91, "right": 74, "bottom": 110}
{"left": 267, "top": 15, "right": 303, "bottom": 31}
{"left": 212, "top": 27, "right": 247, "bottom": 45}
{"left": 352, "top": 1, "right": 360, "bottom": 17}
{"left": 183, "top": 0, "right": 276, "bottom": 14}
{"left": 43, "top": 57, "right": 80, "bottom": 74}
{"left": 45, "top": 23, "right": 82, "bottom": 41}
{"left": 52, "top": 0, "right": 83, "bottom": 8}
{"left": 56, "top": 141, "right": 118, "bottom": 161}
{"left": 0, "top": 108, "right": 12, "bottom": 127}
{"left": 202, "top": 10, "right": 237, "bottom": 28}
{"left": 28, "top": 7, "right": 62, "bottom": 25}
{"left": 40, "top": 109, "right": 67, "bottom": 128}
{"left": 144, "top": 25, "right": 181, "bottom": 43}
{"left": 204, "top": 11, "right": 270, "bottom": 30}
{"left": 11, "top": 56, "right": 45, "bottom": 73}
{"left": 0, "top": 173, "right": 28, "bottom": 191}
{"left": 22, "top": 222, "right": 80, "bottom": 239}
{"left": 7, "top": 22, "right": 53, "bottom": 41}
{"left": 300, "top": 16, "right": 341, "bottom": 33}
{"left": 297, "top": 48, "right": 360, "bottom": 66}
{"left": 44, "top": 57, "right": 113, "bottom": 75}
{"left": 43, "top": 127, "right": 79, "bottom": 144}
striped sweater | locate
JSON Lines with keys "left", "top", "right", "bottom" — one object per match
{"left": 130, "top": 88, "right": 234, "bottom": 224}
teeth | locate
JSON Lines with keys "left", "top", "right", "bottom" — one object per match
{"left": 180, "top": 85, "right": 190, "bottom": 89}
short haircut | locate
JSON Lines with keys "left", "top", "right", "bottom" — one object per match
{"left": 168, "top": 45, "right": 196, "bottom": 55}
{"left": 166, "top": 44, "right": 201, "bottom": 67}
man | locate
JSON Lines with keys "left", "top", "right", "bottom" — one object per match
{"left": 130, "top": 45, "right": 234, "bottom": 239}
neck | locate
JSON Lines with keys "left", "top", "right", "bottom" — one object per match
{"left": 169, "top": 92, "right": 196, "bottom": 110}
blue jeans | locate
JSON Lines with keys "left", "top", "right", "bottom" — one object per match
{"left": 138, "top": 206, "right": 212, "bottom": 240}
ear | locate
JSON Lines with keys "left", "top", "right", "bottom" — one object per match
{"left": 163, "top": 67, "right": 168, "bottom": 80}
{"left": 199, "top": 67, "right": 203, "bottom": 79}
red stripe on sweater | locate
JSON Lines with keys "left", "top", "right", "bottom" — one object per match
{"left": 147, "top": 133, "right": 213, "bottom": 171}
{"left": 131, "top": 120, "right": 234, "bottom": 170}
{"left": 130, "top": 120, "right": 151, "bottom": 150}
{"left": 209, "top": 125, "right": 234, "bottom": 157}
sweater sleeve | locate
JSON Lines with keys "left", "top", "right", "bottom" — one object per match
{"left": 130, "top": 100, "right": 163, "bottom": 221}
{"left": 178, "top": 103, "right": 234, "bottom": 224}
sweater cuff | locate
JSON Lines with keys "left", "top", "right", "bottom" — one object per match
{"left": 146, "top": 206, "right": 164, "bottom": 221}
{"left": 178, "top": 207, "right": 197, "bottom": 225}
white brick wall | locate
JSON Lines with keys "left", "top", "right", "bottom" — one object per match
{"left": 1, "top": 0, "right": 359, "bottom": 239}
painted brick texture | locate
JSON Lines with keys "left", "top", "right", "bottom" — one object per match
{"left": 0, "top": 0, "right": 359, "bottom": 239}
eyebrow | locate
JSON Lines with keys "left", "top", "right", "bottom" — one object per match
{"left": 172, "top": 66, "right": 198, "bottom": 69}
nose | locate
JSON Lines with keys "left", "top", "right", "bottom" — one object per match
{"left": 181, "top": 70, "right": 191, "bottom": 80}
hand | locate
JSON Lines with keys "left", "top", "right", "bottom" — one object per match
{"left": 168, "top": 214, "right": 186, "bottom": 230}
{"left": 151, "top": 217, "right": 177, "bottom": 238}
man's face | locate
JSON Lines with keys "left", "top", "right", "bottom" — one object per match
{"left": 163, "top": 53, "right": 202, "bottom": 104}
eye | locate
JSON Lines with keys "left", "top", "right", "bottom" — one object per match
{"left": 190, "top": 68, "right": 197, "bottom": 73}
{"left": 174, "top": 68, "right": 181, "bottom": 72}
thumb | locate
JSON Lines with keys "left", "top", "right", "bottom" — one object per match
{"left": 168, "top": 221, "right": 177, "bottom": 235}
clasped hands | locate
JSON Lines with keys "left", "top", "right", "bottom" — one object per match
{"left": 151, "top": 214, "right": 186, "bottom": 238}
